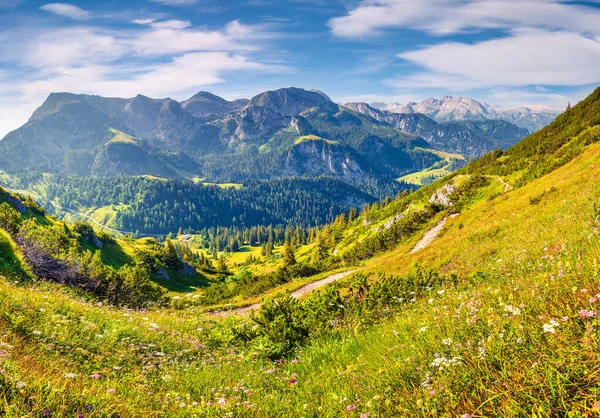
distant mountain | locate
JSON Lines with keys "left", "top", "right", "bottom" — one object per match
{"left": 375, "top": 96, "right": 563, "bottom": 133}
{"left": 0, "top": 87, "right": 538, "bottom": 190}
{"left": 0, "top": 88, "right": 438, "bottom": 187}
{"left": 345, "top": 102, "right": 529, "bottom": 157}
{"left": 181, "top": 92, "right": 248, "bottom": 120}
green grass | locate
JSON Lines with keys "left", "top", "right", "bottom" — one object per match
{"left": 0, "top": 229, "right": 28, "bottom": 278}
{"left": 397, "top": 148, "right": 466, "bottom": 186}
{"left": 294, "top": 135, "right": 339, "bottom": 145}
{"left": 108, "top": 128, "right": 140, "bottom": 145}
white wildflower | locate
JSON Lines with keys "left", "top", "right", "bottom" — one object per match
{"left": 441, "top": 338, "right": 453, "bottom": 346}
{"left": 542, "top": 320, "right": 560, "bottom": 334}
{"left": 504, "top": 305, "right": 521, "bottom": 316}
{"left": 430, "top": 355, "right": 462, "bottom": 370}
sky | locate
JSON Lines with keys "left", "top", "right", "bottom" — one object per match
{"left": 1, "top": 0, "right": 600, "bottom": 138}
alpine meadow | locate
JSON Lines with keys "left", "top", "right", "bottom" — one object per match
{"left": 2, "top": 1, "right": 600, "bottom": 417}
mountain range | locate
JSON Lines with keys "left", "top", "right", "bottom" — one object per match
{"left": 0, "top": 88, "right": 560, "bottom": 187}
{"left": 372, "top": 95, "right": 563, "bottom": 133}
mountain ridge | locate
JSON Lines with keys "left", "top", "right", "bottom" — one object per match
{"left": 374, "top": 95, "right": 563, "bottom": 132}
{"left": 0, "top": 87, "right": 556, "bottom": 191}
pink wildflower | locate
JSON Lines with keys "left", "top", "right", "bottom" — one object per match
{"left": 579, "top": 309, "right": 599, "bottom": 319}
{"left": 346, "top": 404, "right": 357, "bottom": 411}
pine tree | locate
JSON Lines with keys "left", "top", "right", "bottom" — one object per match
{"left": 315, "top": 236, "right": 329, "bottom": 261}
{"left": 217, "top": 254, "right": 228, "bottom": 272}
{"left": 163, "top": 238, "right": 180, "bottom": 268}
{"left": 283, "top": 241, "right": 296, "bottom": 266}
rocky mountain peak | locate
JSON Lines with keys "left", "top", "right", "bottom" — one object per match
{"left": 181, "top": 91, "right": 248, "bottom": 118}
{"left": 246, "top": 87, "right": 334, "bottom": 116}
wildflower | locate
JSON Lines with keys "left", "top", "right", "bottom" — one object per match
{"left": 461, "top": 414, "right": 472, "bottom": 418}
{"left": 15, "top": 381, "right": 26, "bottom": 388}
{"left": 504, "top": 305, "right": 521, "bottom": 316}
{"left": 420, "top": 326, "right": 428, "bottom": 333}
{"left": 393, "top": 330, "right": 400, "bottom": 336}
{"left": 217, "top": 398, "right": 226, "bottom": 406}
{"left": 579, "top": 309, "right": 599, "bottom": 319}
{"left": 179, "top": 402, "right": 186, "bottom": 408}
{"left": 289, "top": 379, "right": 297, "bottom": 384}
{"left": 90, "top": 373, "right": 102, "bottom": 379}
{"left": 441, "top": 338, "right": 453, "bottom": 346}
{"left": 437, "top": 290, "right": 445, "bottom": 295}
{"left": 43, "top": 409, "right": 51, "bottom": 417}
{"left": 360, "top": 414, "right": 371, "bottom": 418}
{"left": 292, "top": 359, "right": 299, "bottom": 364}
{"left": 108, "top": 388, "right": 117, "bottom": 393}
{"left": 542, "top": 320, "right": 560, "bottom": 334}
{"left": 64, "top": 373, "right": 77, "bottom": 379}
{"left": 430, "top": 355, "right": 462, "bottom": 370}
{"left": 346, "top": 404, "right": 357, "bottom": 411}
{"left": 266, "top": 369, "right": 275, "bottom": 374}
{"left": 78, "top": 414, "right": 84, "bottom": 418}
{"left": 32, "top": 330, "right": 42, "bottom": 336}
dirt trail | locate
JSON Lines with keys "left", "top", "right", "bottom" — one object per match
{"left": 212, "top": 270, "right": 357, "bottom": 317}
{"left": 410, "top": 214, "right": 458, "bottom": 254}
{"left": 484, "top": 175, "right": 513, "bottom": 194}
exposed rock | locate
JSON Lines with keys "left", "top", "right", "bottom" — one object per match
{"left": 430, "top": 184, "right": 456, "bottom": 206}
{"left": 374, "top": 96, "right": 562, "bottom": 133}
{"left": 376, "top": 213, "right": 405, "bottom": 233}
{"left": 345, "top": 101, "right": 529, "bottom": 158}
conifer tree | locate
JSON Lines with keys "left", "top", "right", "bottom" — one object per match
{"left": 283, "top": 240, "right": 296, "bottom": 266}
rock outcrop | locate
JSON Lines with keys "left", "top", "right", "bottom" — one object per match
{"left": 430, "top": 184, "right": 456, "bottom": 206}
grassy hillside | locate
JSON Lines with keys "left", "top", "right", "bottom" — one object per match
{"left": 1, "top": 88, "right": 600, "bottom": 416}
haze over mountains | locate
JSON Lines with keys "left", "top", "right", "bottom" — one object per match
{"left": 372, "top": 96, "right": 563, "bottom": 133}
{"left": 0, "top": 87, "right": 560, "bottom": 188}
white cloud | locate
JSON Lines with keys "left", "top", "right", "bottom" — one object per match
{"left": 329, "top": 0, "right": 600, "bottom": 37}
{"left": 23, "top": 28, "right": 125, "bottom": 68}
{"left": 149, "top": 0, "right": 197, "bottom": 6}
{"left": 393, "top": 30, "right": 600, "bottom": 89}
{"left": 19, "top": 52, "right": 279, "bottom": 101}
{"left": 132, "top": 18, "right": 156, "bottom": 25}
{"left": 0, "top": 18, "right": 287, "bottom": 138}
{"left": 39, "top": 3, "right": 90, "bottom": 20}
{"left": 149, "top": 20, "right": 191, "bottom": 30}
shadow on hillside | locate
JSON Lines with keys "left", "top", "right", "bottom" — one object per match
{"left": 152, "top": 268, "right": 210, "bottom": 293}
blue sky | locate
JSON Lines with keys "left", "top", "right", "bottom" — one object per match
{"left": 1, "top": 0, "right": 600, "bottom": 137}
